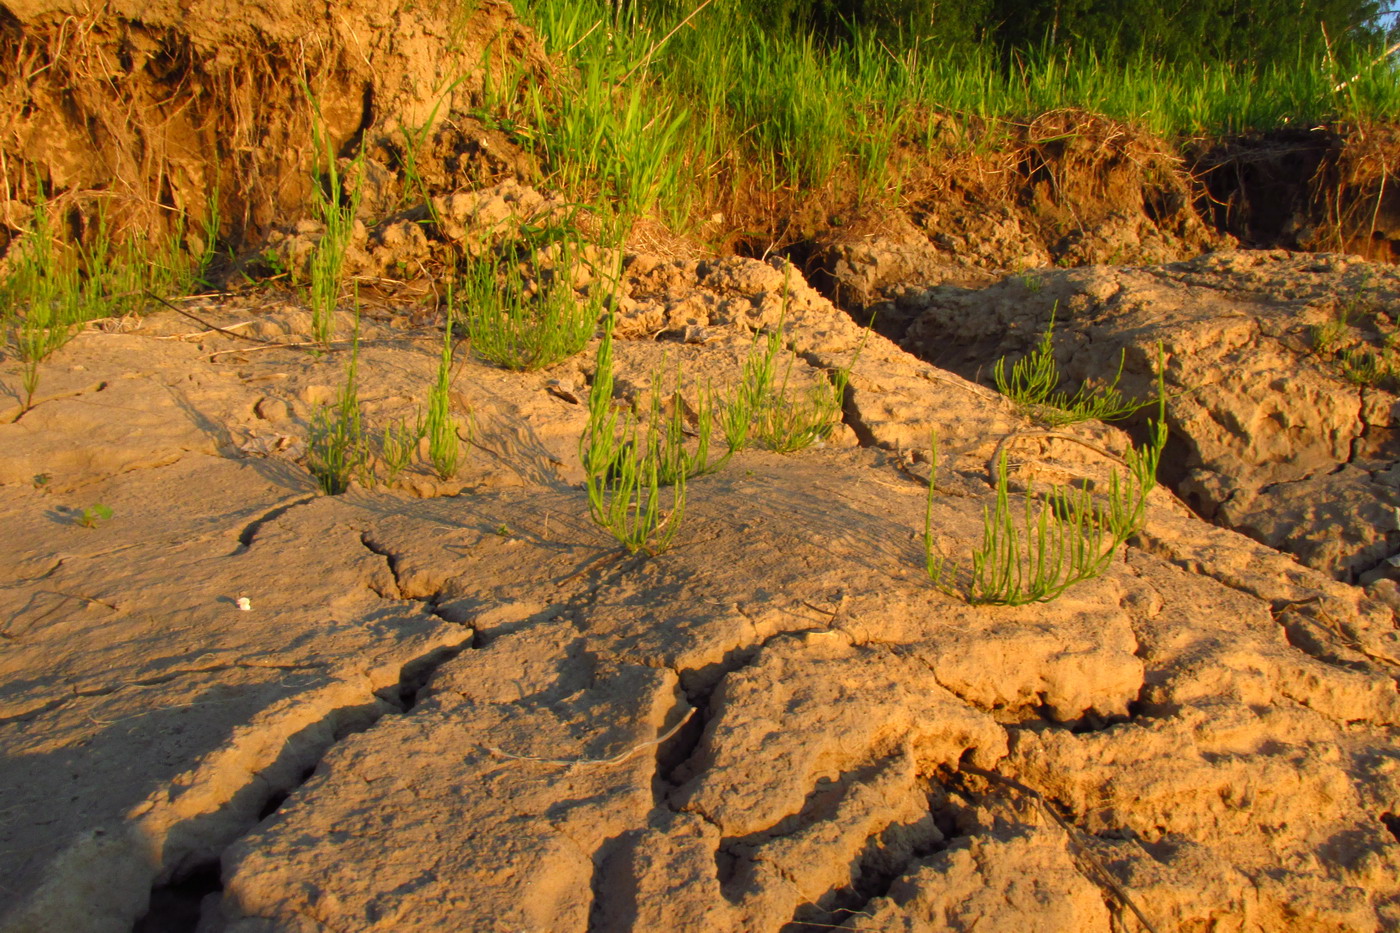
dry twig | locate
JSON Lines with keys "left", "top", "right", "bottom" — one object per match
{"left": 959, "top": 763, "right": 1161, "bottom": 933}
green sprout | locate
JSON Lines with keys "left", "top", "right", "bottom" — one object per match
{"left": 77, "top": 504, "right": 113, "bottom": 528}
{"left": 993, "top": 308, "right": 1148, "bottom": 427}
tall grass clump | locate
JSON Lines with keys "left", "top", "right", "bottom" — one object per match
{"left": 425, "top": 308, "right": 465, "bottom": 479}
{"left": 927, "top": 363, "right": 1169, "bottom": 605}
{"left": 481, "top": 0, "right": 692, "bottom": 230}
{"left": 459, "top": 245, "right": 601, "bottom": 371}
{"left": 505, "top": 0, "right": 1400, "bottom": 239}
{"left": 307, "top": 331, "right": 368, "bottom": 495}
{"left": 581, "top": 314, "right": 686, "bottom": 555}
{"left": 2, "top": 199, "right": 81, "bottom": 412}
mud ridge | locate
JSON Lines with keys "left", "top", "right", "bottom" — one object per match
{"left": 129, "top": 637, "right": 477, "bottom": 933}
{"left": 948, "top": 762, "right": 1161, "bottom": 933}
{"left": 232, "top": 495, "right": 318, "bottom": 554}
{"left": 789, "top": 792, "right": 976, "bottom": 932}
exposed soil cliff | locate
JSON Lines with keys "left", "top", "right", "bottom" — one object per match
{"left": 0, "top": 0, "right": 545, "bottom": 251}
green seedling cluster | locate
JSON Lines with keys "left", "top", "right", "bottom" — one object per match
{"left": 307, "top": 333, "right": 369, "bottom": 495}
{"left": 929, "top": 363, "right": 1168, "bottom": 605}
{"left": 379, "top": 414, "right": 425, "bottom": 484}
{"left": 2, "top": 194, "right": 216, "bottom": 415}
{"left": 744, "top": 326, "right": 855, "bottom": 453}
{"left": 578, "top": 298, "right": 866, "bottom": 554}
{"left": 303, "top": 318, "right": 466, "bottom": 493}
{"left": 581, "top": 315, "right": 687, "bottom": 555}
{"left": 649, "top": 365, "right": 726, "bottom": 486}
{"left": 425, "top": 311, "right": 465, "bottom": 479}
{"left": 1310, "top": 298, "right": 1400, "bottom": 391}
{"left": 719, "top": 289, "right": 863, "bottom": 456}
{"left": 459, "top": 249, "right": 600, "bottom": 371}
{"left": 993, "top": 310, "right": 1147, "bottom": 426}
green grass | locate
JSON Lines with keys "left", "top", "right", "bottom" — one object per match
{"left": 425, "top": 310, "right": 465, "bottom": 479}
{"left": 504, "top": 0, "right": 1400, "bottom": 236}
{"left": 378, "top": 414, "right": 425, "bottom": 484}
{"left": 580, "top": 314, "right": 687, "bottom": 555}
{"left": 76, "top": 504, "right": 113, "bottom": 529}
{"left": 307, "top": 333, "right": 369, "bottom": 495}
{"left": 305, "top": 88, "right": 364, "bottom": 346}
{"left": 2, "top": 192, "right": 217, "bottom": 414}
{"left": 458, "top": 247, "right": 600, "bottom": 371}
{"left": 648, "top": 364, "right": 727, "bottom": 485}
{"left": 719, "top": 308, "right": 863, "bottom": 455}
{"left": 1309, "top": 294, "right": 1400, "bottom": 390}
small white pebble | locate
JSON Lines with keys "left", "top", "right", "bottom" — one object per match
{"left": 236, "top": 597, "right": 252, "bottom": 611}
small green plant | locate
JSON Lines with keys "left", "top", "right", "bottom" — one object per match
{"left": 459, "top": 247, "right": 600, "bottom": 371}
{"left": 580, "top": 314, "right": 686, "bottom": 555}
{"left": 720, "top": 317, "right": 862, "bottom": 454}
{"left": 304, "top": 86, "right": 364, "bottom": 346}
{"left": 649, "top": 365, "right": 727, "bottom": 486}
{"left": 754, "top": 350, "right": 855, "bottom": 453}
{"left": 307, "top": 333, "right": 368, "bottom": 495}
{"left": 1339, "top": 345, "right": 1395, "bottom": 387}
{"left": 1308, "top": 297, "right": 1400, "bottom": 390}
{"left": 495, "top": 522, "right": 512, "bottom": 537}
{"left": 77, "top": 504, "right": 113, "bottom": 528}
{"left": 928, "top": 363, "right": 1168, "bottom": 605}
{"left": 993, "top": 309, "right": 1147, "bottom": 427}
{"left": 378, "top": 413, "right": 424, "bottom": 484}
{"left": 928, "top": 451, "right": 1117, "bottom": 605}
{"left": 717, "top": 325, "right": 778, "bottom": 453}
{"left": 424, "top": 310, "right": 464, "bottom": 479}
{"left": 259, "top": 249, "right": 290, "bottom": 279}
{"left": 1311, "top": 303, "right": 1353, "bottom": 355}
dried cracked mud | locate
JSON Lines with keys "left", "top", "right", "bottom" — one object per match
{"left": 2, "top": 254, "right": 1400, "bottom": 933}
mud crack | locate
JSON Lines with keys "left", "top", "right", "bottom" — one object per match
{"left": 358, "top": 530, "right": 405, "bottom": 599}
{"left": 790, "top": 349, "right": 880, "bottom": 450}
{"left": 231, "top": 494, "right": 318, "bottom": 554}
{"left": 126, "top": 637, "right": 474, "bottom": 933}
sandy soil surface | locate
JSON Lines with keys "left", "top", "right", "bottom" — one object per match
{"left": 2, "top": 253, "right": 1398, "bottom": 933}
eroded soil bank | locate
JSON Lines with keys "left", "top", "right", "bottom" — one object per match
{"left": 2, "top": 250, "right": 1399, "bottom": 933}
{"left": 3, "top": 0, "right": 1399, "bottom": 276}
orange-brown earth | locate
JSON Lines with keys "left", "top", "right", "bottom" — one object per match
{"left": 3, "top": 2, "right": 1400, "bottom": 932}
